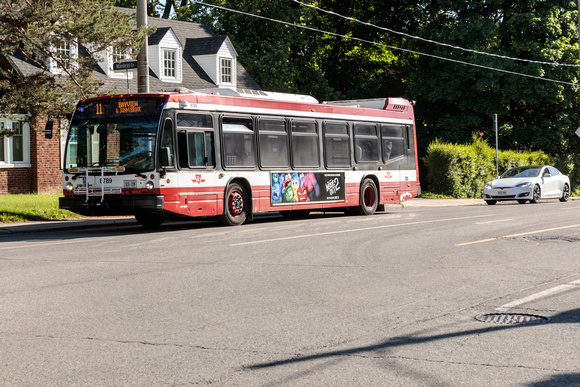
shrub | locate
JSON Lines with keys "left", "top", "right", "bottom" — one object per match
{"left": 424, "top": 136, "right": 550, "bottom": 198}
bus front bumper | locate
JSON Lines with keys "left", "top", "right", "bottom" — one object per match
{"left": 59, "top": 195, "right": 165, "bottom": 216}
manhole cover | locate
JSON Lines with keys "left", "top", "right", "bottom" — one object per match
{"left": 475, "top": 313, "right": 550, "bottom": 325}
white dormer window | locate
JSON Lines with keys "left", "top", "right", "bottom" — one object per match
{"left": 112, "top": 47, "right": 128, "bottom": 64}
{"left": 220, "top": 58, "right": 232, "bottom": 84}
{"left": 49, "top": 39, "right": 77, "bottom": 74}
{"left": 163, "top": 49, "right": 176, "bottom": 78}
{"left": 57, "top": 40, "right": 71, "bottom": 57}
{"left": 148, "top": 27, "right": 182, "bottom": 83}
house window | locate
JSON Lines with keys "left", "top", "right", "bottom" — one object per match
{"left": 221, "top": 58, "right": 232, "bottom": 84}
{"left": 57, "top": 40, "right": 71, "bottom": 56}
{"left": 57, "top": 40, "right": 71, "bottom": 67}
{"left": 163, "top": 49, "right": 176, "bottom": 78}
{"left": 112, "top": 47, "right": 128, "bottom": 64}
{"left": 50, "top": 39, "right": 77, "bottom": 74}
{"left": 0, "top": 123, "right": 5, "bottom": 162}
{"left": 0, "top": 119, "right": 29, "bottom": 167}
{"left": 12, "top": 122, "right": 23, "bottom": 162}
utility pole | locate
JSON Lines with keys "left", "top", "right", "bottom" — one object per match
{"left": 494, "top": 114, "right": 499, "bottom": 177}
{"left": 137, "top": 0, "right": 149, "bottom": 93}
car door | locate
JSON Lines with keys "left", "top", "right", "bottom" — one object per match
{"left": 541, "top": 167, "right": 560, "bottom": 197}
{"left": 547, "top": 166, "right": 565, "bottom": 197}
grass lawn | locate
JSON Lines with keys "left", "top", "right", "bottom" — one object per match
{"left": 0, "top": 194, "right": 83, "bottom": 223}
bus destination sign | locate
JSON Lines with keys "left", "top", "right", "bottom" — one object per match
{"left": 116, "top": 100, "right": 141, "bottom": 114}
{"left": 74, "top": 97, "right": 165, "bottom": 120}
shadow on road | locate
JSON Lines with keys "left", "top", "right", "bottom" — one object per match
{"left": 246, "top": 308, "right": 580, "bottom": 384}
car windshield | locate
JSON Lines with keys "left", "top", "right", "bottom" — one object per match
{"left": 501, "top": 167, "right": 540, "bottom": 179}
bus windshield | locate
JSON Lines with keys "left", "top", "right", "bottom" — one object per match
{"left": 64, "top": 96, "right": 165, "bottom": 173}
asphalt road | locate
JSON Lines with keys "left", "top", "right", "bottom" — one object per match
{"left": 1, "top": 199, "right": 580, "bottom": 386}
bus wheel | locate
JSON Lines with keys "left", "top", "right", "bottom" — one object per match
{"left": 355, "top": 179, "right": 378, "bottom": 215}
{"left": 135, "top": 213, "right": 164, "bottom": 228}
{"left": 219, "top": 183, "right": 248, "bottom": 226}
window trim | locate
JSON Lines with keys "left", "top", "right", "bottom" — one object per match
{"left": 0, "top": 118, "right": 31, "bottom": 168}
{"left": 220, "top": 57, "right": 233, "bottom": 84}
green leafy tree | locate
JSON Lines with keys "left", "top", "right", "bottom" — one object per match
{"left": 405, "top": 0, "right": 580, "bottom": 157}
{"left": 0, "top": 0, "right": 151, "bottom": 125}
{"left": 176, "top": 0, "right": 339, "bottom": 100}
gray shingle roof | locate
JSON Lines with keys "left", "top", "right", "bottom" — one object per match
{"left": 148, "top": 27, "right": 172, "bottom": 46}
{"left": 3, "top": 7, "right": 260, "bottom": 95}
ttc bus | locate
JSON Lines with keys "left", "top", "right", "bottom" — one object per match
{"left": 57, "top": 88, "right": 420, "bottom": 226}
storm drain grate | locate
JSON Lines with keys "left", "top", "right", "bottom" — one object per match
{"left": 474, "top": 313, "right": 550, "bottom": 325}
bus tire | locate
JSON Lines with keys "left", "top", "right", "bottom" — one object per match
{"left": 219, "top": 182, "right": 248, "bottom": 226}
{"left": 355, "top": 179, "right": 378, "bottom": 215}
{"left": 135, "top": 213, "right": 164, "bottom": 228}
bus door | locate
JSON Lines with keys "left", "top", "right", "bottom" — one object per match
{"left": 380, "top": 124, "right": 405, "bottom": 191}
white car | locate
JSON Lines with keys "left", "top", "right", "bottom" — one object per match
{"left": 483, "top": 165, "right": 570, "bottom": 205}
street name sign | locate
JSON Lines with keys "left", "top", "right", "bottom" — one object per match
{"left": 113, "top": 61, "right": 138, "bottom": 72}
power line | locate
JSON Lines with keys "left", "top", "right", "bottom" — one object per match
{"left": 191, "top": 1, "right": 579, "bottom": 87}
{"left": 292, "top": 0, "right": 580, "bottom": 69}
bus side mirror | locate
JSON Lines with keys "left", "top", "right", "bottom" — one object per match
{"left": 45, "top": 120, "right": 53, "bottom": 139}
{"left": 160, "top": 147, "right": 172, "bottom": 167}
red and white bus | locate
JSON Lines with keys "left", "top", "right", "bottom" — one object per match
{"left": 58, "top": 88, "right": 420, "bottom": 226}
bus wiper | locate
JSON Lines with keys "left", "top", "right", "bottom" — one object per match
{"left": 124, "top": 167, "right": 148, "bottom": 179}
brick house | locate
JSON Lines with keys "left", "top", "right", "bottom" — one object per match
{"left": 0, "top": 11, "right": 260, "bottom": 195}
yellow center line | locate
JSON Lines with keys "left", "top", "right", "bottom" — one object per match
{"left": 456, "top": 224, "right": 580, "bottom": 246}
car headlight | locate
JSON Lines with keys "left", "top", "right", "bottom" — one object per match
{"left": 145, "top": 181, "right": 155, "bottom": 191}
{"left": 516, "top": 182, "right": 531, "bottom": 187}
{"left": 485, "top": 183, "right": 492, "bottom": 189}
{"left": 65, "top": 182, "right": 74, "bottom": 192}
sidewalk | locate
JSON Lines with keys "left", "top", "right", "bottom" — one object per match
{"left": 395, "top": 197, "right": 484, "bottom": 207}
{"left": 0, "top": 216, "right": 136, "bottom": 236}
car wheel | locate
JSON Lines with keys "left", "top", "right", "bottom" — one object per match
{"left": 486, "top": 200, "right": 496, "bottom": 205}
{"left": 517, "top": 200, "right": 527, "bottom": 204}
{"left": 530, "top": 185, "right": 541, "bottom": 203}
{"left": 560, "top": 183, "right": 570, "bottom": 202}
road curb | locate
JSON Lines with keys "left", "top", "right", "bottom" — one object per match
{"left": 0, "top": 217, "right": 136, "bottom": 236}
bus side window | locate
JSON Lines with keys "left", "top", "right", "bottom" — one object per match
{"left": 160, "top": 118, "right": 175, "bottom": 167}
{"left": 258, "top": 118, "right": 289, "bottom": 168}
{"left": 291, "top": 120, "right": 319, "bottom": 168}
{"left": 380, "top": 125, "right": 405, "bottom": 162}
{"left": 354, "top": 123, "right": 379, "bottom": 163}
{"left": 323, "top": 121, "right": 350, "bottom": 168}
{"left": 222, "top": 116, "right": 255, "bottom": 168}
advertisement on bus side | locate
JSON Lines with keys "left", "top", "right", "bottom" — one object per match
{"left": 271, "top": 172, "right": 345, "bottom": 205}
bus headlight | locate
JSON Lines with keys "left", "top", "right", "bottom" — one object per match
{"left": 65, "top": 182, "right": 74, "bottom": 192}
{"left": 145, "top": 181, "right": 155, "bottom": 191}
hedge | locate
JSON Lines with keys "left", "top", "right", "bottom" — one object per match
{"left": 424, "top": 136, "right": 550, "bottom": 198}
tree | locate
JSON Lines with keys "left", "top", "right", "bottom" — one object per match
{"left": 405, "top": 0, "right": 580, "bottom": 157}
{"left": 0, "top": 0, "right": 151, "bottom": 125}
{"left": 176, "top": 0, "right": 340, "bottom": 100}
